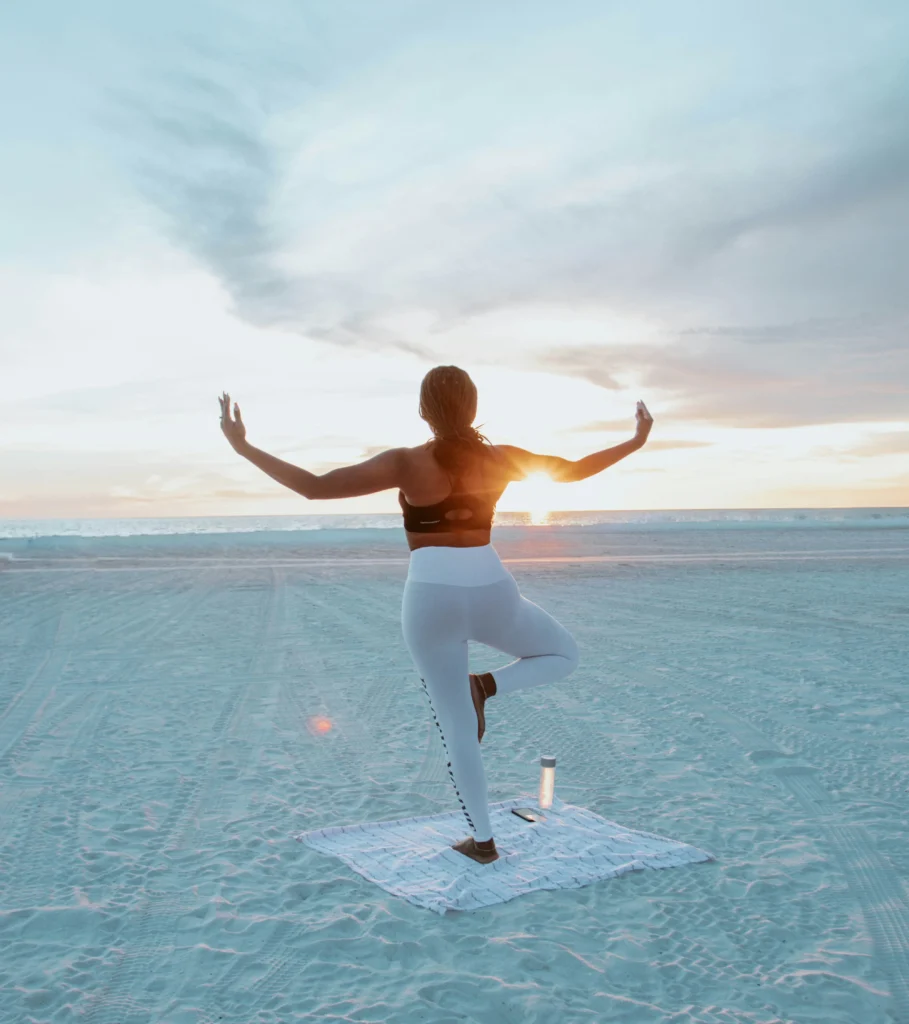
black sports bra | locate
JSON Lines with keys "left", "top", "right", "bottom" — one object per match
{"left": 399, "top": 467, "right": 497, "bottom": 533}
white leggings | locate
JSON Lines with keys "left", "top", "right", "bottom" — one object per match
{"left": 401, "top": 544, "right": 579, "bottom": 842}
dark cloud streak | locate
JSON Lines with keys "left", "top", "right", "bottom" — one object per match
{"left": 117, "top": 70, "right": 298, "bottom": 328}
{"left": 111, "top": 62, "right": 409, "bottom": 350}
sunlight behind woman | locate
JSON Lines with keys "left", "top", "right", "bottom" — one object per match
{"left": 501, "top": 471, "right": 557, "bottom": 524}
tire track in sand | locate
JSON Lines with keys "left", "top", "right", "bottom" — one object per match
{"left": 0, "top": 784, "right": 45, "bottom": 906}
{"left": 276, "top": 576, "right": 391, "bottom": 781}
{"left": 1, "top": 696, "right": 117, "bottom": 911}
{"left": 168, "top": 566, "right": 286, "bottom": 851}
{"left": 2, "top": 568, "right": 226, "bottom": 914}
{"left": 0, "top": 570, "right": 217, "bottom": 773}
{"left": 88, "top": 567, "right": 217, "bottom": 648}
{"left": 0, "top": 610, "right": 73, "bottom": 771}
{"left": 775, "top": 764, "right": 909, "bottom": 1024}
{"left": 635, "top": 665, "right": 909, "bottom": 1024}
{"left": 265, "top": 577, "right": 381, "bottom": 846}
{"left": 302, "top": 573, "right": 469, "bottom": 807}
{"left": 81, "top": 568, "right": 283, "bottom": 1024}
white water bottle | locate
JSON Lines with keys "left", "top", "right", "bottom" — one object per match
{"left": 539, "top": 755, "right": 556, "bottom": 810}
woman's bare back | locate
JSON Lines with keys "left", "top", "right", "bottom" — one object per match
{"left": 400, "top": 444, "right": 515, "bottom": 549}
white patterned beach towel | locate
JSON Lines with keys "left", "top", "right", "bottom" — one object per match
{"left": 294, "top": 795, "right": 714, "bottom": 915}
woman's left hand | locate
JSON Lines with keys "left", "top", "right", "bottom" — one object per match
{"left": 219, "top": 392, "right": 247, "bottom": 451}
{"left": 634, "top": 400, "right": 653, "bottom": 446}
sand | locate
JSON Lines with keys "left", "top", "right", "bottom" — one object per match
{"left": 0, "top": 522, "right": 907, "bottom": 1023}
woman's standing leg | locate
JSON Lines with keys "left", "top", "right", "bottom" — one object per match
{"left": 401, "top": 579, "right": 495, "bottom": 844}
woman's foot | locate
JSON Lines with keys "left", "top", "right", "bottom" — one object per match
{"left": 469, "top": 672, "right": 496, "bottom": 743}
{"left": 452, "top": 836, "right": 499, "bottom": 863}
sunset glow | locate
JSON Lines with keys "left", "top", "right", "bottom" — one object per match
{"left": 500, "top": 472, "right": 557, "bottom": 524}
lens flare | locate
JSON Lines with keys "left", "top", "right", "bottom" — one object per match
{"left": 306, "top": 715, "right": 333, "bottom": 736}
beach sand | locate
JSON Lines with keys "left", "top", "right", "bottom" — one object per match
{"left": 1, "top": 524, "right": 907, "bottom": 1023}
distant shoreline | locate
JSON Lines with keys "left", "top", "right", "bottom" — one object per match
{"left": 0, "top": 507, "right": 906, "bottom": 541}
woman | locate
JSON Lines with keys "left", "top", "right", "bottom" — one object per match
{"left": 219, "top": 366, "right": 653, "bottom": 865}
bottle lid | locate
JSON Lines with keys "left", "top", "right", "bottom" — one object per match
{"left": 540, "top": 755, "right": 556, "bottom": 767}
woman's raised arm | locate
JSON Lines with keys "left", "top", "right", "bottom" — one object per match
{"left": 496, "top": 445, "right": 578, "bottom": 482}
{"left": 499, "top": 401, "right": 653, "bottom": 484}
{"left": 219, "top": 392, "right": 320, "bottom": 497}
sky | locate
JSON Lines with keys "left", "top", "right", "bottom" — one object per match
{"left": 2, "top": 0, "right": 908, "bottom": 518}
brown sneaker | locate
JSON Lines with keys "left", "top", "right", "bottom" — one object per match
{"left": 469, "top": 673, "right": 486, "bottom": 743}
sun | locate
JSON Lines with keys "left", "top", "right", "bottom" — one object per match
{"left": 504, "top": 471, "right": 555, "bottom": 524}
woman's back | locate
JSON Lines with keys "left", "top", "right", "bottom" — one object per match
{"left": 399, "top": 442, "right": 510, "bottom": 509}
{"left": 398, "top": 443, "right": 511, "bottom": 538}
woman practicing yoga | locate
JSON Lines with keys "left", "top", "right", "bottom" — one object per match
{"left": 219, "top": 366, "right": 653, "bottom": 864}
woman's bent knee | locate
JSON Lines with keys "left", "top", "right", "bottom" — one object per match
{"left": 560, "top": 632, "right": 580, "bottom": 675}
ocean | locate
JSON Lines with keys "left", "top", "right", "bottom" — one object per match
{"left": 2, "top": 505, "right": 907, "bottom": 539}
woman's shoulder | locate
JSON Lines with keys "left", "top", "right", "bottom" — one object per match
{"left": 402, "top": 440, "right": 511, "bottom": 471}
{"left": 404, "top": 439, "right": 506, "bottom": 454}
{"left": 403, "top": 442, "right": 433, "bottom": 460}
{"left": 400, "top": 443, "right": 434, "bottom": 474}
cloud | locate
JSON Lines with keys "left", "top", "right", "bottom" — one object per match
{"left": 557, "top": 417, "right": 711, "bottom": 450}
{"left": 105, "top": 7, "right": 909, "bottom": 433}
{"left": 817, "top": 430, "right": 909, "bottom": 460}
{"left": 211, "top": 487, "right": 294, "bottom": 500}
{"left": 113, "top": 72, "right": 296, "bottom": 328}
{"left": 561, "top": 418, "right": 640, "bottom": 434}
{"left": 536, "top": 313, "right": 909, "bottom": 428}
{"left": 334, "top": 77, "right": 909, "bottom": 336}
{"left": 644, "top": 439, "right": 713, "bottom": 452}
{"left": 668, "top": 92, "right": 909, "bottom": 273}
{"left": 110, "top": 64, "right": 396, "bottom": 345}
{"left": 6, "top": 379, "right": 198, "bottom": 419}
{"left": 848, "top": 431, "right": 909, "bottom": 457}
{"left": 561, "top": 417, "right": 701, "bottom": 437}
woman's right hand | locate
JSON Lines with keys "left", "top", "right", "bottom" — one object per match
{"left": 634, "top": 401, "right": 653, "bottom": 445}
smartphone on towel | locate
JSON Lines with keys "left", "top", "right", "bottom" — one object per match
{"left": 512, "top": 807, "right": 544, "bottom": 822}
